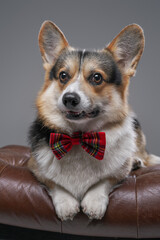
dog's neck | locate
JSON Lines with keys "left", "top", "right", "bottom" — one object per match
{"left": 28, "top": 116, "right": 126, "bottom": 153}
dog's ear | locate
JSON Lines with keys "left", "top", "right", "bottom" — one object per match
{"left": 38, "top": 21, "right": 69, "bottom": 65}
{"left": 106, "top": 24, "right": 145, "bottom": 77}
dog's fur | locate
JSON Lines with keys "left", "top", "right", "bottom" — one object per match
{"left": 28, "top": 21, "right": 160, "bottom": 221}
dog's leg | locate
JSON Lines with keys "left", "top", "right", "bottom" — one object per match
{"left": 49, "top": 185, "right": 80, "bottom": 221}
{"left": 81, "top": 178, "right": 116, "bottom": 220}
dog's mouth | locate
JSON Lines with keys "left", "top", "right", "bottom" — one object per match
{"left": 64, "top": 108, "right": 100, "bottom": 120}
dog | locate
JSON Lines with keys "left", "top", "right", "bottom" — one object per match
{"left": 28, "top": 21, "right": 160, "bottom": 221}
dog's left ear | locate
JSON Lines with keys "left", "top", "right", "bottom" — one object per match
{"left": 38, "top": 21, "right": 69, "bottom": 65}
{"left": 106, "top": 24, "right": 145, "bottom": 77}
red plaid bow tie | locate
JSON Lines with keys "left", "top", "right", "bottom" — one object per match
{"left": 50, "top": 132, "right": 106, "bottom": 160}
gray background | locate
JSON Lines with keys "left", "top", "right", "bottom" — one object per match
{"left": 0, "top": 0, "right": 160, "bottom": 156}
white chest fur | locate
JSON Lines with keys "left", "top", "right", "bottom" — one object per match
{"left": 34, "top": 115, "right": 136, "bottom": 200}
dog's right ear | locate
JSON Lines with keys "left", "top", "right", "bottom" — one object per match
{"left": 38, "top": 21, "right": 69, "bottom": 66}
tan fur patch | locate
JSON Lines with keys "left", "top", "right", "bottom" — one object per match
{"left": 118, "top": 74, "right": 130, "bottom": 101}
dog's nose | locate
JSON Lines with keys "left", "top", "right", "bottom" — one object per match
{"left": 62, "top": 92, "right": 80, "bottom": 109}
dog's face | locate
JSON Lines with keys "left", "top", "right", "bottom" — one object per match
{"left": 36, "top": 21, "right": 144, "bottom": 132}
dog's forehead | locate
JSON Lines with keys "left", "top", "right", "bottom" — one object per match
{"left": 82, "top": 50, "right": 115, "bottom": 73}
{"left": 55, "top": 49, "right": 114, "bottom": 71}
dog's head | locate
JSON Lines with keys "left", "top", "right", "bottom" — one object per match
{"left": 36, "top": 21, "right": 144, "bottom": 133}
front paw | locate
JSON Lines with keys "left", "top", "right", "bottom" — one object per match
{"left": 54, "top": 197, "right": 80, "bottom": 221}
{"left": 132, "top": 157, "right": 145, "bottom": 170}
{"left": 81, "top": 193, "right": 109, "bottom": 220}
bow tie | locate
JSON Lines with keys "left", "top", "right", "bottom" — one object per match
{"left": 50, "top": 132, "right": 106, "bottom": 160}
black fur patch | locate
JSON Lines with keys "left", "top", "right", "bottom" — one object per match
{"left": 78, "top": 50, "right": 83, "bottom": 72}
{"left": 109, "top": 62, "right": 122, "bottom": 85}
{"left": 49, "top": 66, "right": 56, "bottom": 80}
{"left": 133, "top": 118, "right": 141, "bottom": 130}
{"left": 28, "top": 118, "right": 56, "bottom": 151}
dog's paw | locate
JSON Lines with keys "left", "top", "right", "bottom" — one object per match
{"left": 54, "top": 197, "right": 80, "bottom": 221}
{"left": 132, "top": 157, "right": 145, "bottom": 170}
{"left": 81, "top": 192, "right": 109, "bottom": 220}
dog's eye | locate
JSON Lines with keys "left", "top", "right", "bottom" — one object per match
{"left": 90, "top": 73, "right": 103, "bottom": 85}
{"left": 59, "top": 71, "right": 70, "bottom": 84}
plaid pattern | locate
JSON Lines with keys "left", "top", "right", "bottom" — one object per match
{"left": 50, "top": 132, "right": 106, "bottom": 160}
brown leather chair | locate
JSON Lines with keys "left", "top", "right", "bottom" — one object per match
{"left": 0, "top": 145, "right": 160, "bottom": 239}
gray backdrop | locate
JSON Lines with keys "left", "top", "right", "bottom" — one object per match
{"left": 0, "top": 0, "right": 160, "bottom": 156}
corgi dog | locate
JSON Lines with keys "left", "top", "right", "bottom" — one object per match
{"left": 28, "top": 21, "right": 160, "bottom": 221}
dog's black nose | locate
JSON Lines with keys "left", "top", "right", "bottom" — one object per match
{"left": 62, "top": 92, "right": 80, "bottom": 109}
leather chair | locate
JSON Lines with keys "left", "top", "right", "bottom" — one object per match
{"left": 0, "top": 145, "right": 160, "bottom": 239}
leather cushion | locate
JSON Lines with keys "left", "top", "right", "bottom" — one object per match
{"left": 0, "top": 145, "right": 160, "bottom": 238}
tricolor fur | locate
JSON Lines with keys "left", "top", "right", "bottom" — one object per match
{"left": 28, "top": 21, "right": 160, "bottom": 221}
